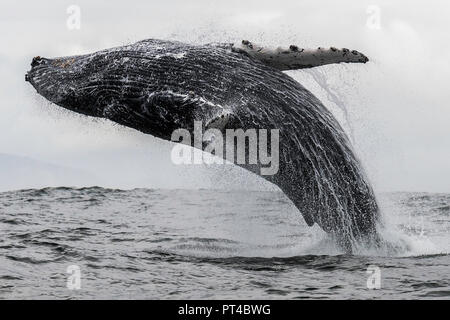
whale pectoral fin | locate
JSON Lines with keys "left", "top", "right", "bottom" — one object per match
{"left": 231, "top": 40, "right": 369, "bottom": 71}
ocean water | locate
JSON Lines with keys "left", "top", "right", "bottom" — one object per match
{"left": 0, "top": 187, "right": 448, "bottom": 299}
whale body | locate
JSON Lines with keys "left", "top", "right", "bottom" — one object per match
{"left": 26, "top": 39, "right": 379, "bottom": 250}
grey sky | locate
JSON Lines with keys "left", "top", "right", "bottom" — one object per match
{"left": 0, "top": 0, "right": 449, "bottom": 192}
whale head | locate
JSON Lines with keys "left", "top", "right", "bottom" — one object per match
{"left": 25, "top": 45, "right": 227, "bottom": 140}
{"left": 26, "top": 55, "right": 104, "bottom": 116}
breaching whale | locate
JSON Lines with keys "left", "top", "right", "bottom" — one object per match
{"left": 25, "top": 39, "right": 379, "bottom": 251}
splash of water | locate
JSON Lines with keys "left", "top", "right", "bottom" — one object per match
{"left": 296, "top": 68, "right": 445, "bottom": 257}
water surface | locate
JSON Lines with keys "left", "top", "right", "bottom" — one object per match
{"left": 0, "top": 188, "right": 448, "bottom": 299}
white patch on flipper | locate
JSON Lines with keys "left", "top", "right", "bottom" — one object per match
{"left": 232, "top": 40, "right": 369, "bottom": 71}
{"left": 154, "top": 52, "right": 187, "bottom": 59}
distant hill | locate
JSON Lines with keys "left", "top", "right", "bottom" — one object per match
{"left": 0, "top": 153, "right": 96, "bottom": 191}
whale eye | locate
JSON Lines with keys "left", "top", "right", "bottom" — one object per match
{"left": 205, "top": 111, "right": 233, "bottom": 131}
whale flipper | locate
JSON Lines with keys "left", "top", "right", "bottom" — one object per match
{"left": 229, "top": 40, "right": 369, "bottom": 71}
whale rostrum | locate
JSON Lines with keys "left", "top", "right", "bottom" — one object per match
{"left": 25, "top": 39, "right": 379, "bottom": 251}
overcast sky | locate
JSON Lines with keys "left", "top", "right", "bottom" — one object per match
{"left": 0, "top": 0, "right": 449, "bottom": 192}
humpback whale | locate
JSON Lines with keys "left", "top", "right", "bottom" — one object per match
{"left": 25, "top": 39, "right": 379, "bottom": 251}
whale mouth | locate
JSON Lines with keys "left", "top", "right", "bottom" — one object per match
{"left": 26, "top": 54, "right": 87, "bottom": 101}
{"left": 25, "top": 54, "right": 101, "bottom": 118}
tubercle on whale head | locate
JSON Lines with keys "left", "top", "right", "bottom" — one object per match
{"left": 25, "top": 56, "right": 45, "bottom": 81}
